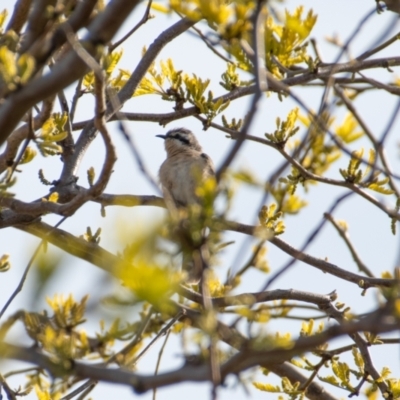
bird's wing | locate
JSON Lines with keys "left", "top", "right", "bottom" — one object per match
{"left": 200, "top": 152, "right": 216, "bottom": 177}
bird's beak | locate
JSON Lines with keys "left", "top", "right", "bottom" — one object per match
{"left": 156, "top": 134, "right": 166, "bottom": 139}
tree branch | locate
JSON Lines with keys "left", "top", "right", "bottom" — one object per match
{"left": 0, "top": 304, "right": 397, "bottom": 395}
{"left": 0, "top": 0, "right": 142, "bottom": 146}
{"left": 6, "top": 0, "right": 31, "bottom": 33}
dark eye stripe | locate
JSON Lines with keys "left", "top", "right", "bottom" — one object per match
{"left": 170, "top": 134, "right": 190, "bottom": 145}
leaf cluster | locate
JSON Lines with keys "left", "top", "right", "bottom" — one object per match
{"left": 270, "top": 183, "right": 308, "bottom": 214}
{"left": 254, "top": 377, "right": 304, "bottom": 400}
{"left": 258, "top": 203, "right": 285, "bottom": 235}
{"left": 0, "top": 253, "right": 10, "bottom": 272}
{"left": 35, "top": 113, "right": 68, "bottom": 157}
{"left": 80, "top": 226, "right": 102, "bottom": 244}
{"left": 0, "top": 45, "right": 35, "bottom": 97}
{"left": 298, "top": 111, "right": 341, "bottom": 179}
{"left": 167, "top": 2, "right": 317, "bottom": 76}
{"left": 265, "top": 107, "right": 300, "bottom": 146}
{"left": 83, "top": 50, "right": 124, "bottom": 93}
{"left": 136, "top": 57, "right": 230, "bottom": 124}
{"left": 279, "top": 111, "right": 367, "bottom": 194}
{"left": 265, "top": 7, "right": 317, "bottom": 78}
{"left": 222, "top": 114, "right": 243, "bottom": 131}
{"left": 340, "top": 148, "right": 394, "bottom": 195}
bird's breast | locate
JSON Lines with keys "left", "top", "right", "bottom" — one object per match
{"left": 159, "top": 155, "right": 212, "bottom": 207}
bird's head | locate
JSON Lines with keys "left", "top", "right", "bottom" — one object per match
{"left": 156, "top": 128, "right": 203, "bottom": 154}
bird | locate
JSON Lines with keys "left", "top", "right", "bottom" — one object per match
{"left": 157, "top": 127, "right": 215, "bottom": 208}
{"left": 157, "top": 127, "right": 215, "bottom": 283}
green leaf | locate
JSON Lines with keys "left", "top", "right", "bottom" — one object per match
{"left": 352, "top": 346, "right": 364, "bottom": 373}
{"left": 0, "top": 9, "right": 8, "bottom": 31}
{"left": 335, "top": 113, "right": 364, "bottom": 144}
{"left": 253, "top": 382, "right": 281, "bottom": 392}
{"left": 367, "top": 177, "right": 394, "bottom": 195}
{"left": 19, "top": 146, "right": 37, "bottom": 164}
{"left": 319, "top": 375, "right": 340, "bottom": 387}
{"left": 0, "top": 253, "right": 10, "bottom": 272}
{"left": 87, "top": 167, "right": 95, "bottom": 187}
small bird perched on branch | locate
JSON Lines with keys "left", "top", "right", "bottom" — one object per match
{"left": 157, "top": 127, "right": 215, "bottom": 283}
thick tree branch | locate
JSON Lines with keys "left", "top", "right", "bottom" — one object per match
{"left": 69, "top": 54, "right": 400, "bottom": 131}
{"left": 0, "top": 305, "right": 397, "bottom": 395}
{"left": 15, "top": 220, "right": 118, "bottom": 274}
{"left": 19, "top": 0, "right": 57, "bottom": 54}
{"left": 32, "top": 0, "right": 99, "bottom": 64}
{"left": 178, "top": 286, "right": 337, "bottom": 310}
{"left": 8, "top": 190, "right": 393, "bottom": 290}
{"left": 6, "top": 0, "right": 31, "bottom": 33}
{"left": 71, "top": 85, "right": 255, "bottom": 129}
{"left": 0, "top": 0, "right": 142, "bottom": 146}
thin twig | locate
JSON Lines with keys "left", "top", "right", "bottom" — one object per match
{"left": 299, "top": 357, "right": 327, "bottom": 392}
{"left": 70, "top": 78, "right": 83, "bottom": 123}
{"left": 379, "top": 95, "right": 400, "bottom": 145}
{"left": 225, "top": 240, "right": 266, "bottom": 286}
{"left": 107, "top": 307, "right": 154, "bottom": 365}
{"left": 271, "top": 54, "right": 306, "bottom": 77}
{"left": 117, "top": 122, "right": 161, "bottom": 194}
{"left": 356, "top": 31, "right": 400, "bottom": 61}
{"left": 200, "top": 260, "right": 220, "bottom": 400}
{"left": 197, "top": 117, "right": 400, "bottom": 219}
{"left": 264, "top": 192, "right": 352, "bottom": 291}
{"left": 0, "top": 374, "right": 17, "bottom": 400}
{"left": 315, "top": 7, "right": 378, "bottom": 123}
{"left": 306, "top": 8, "right": 383, "bottom": 180}
{"left": 326, "top": 301, "right": 390, "bottom": 396}
{"left": 52, "top": 64, "right": 75, "bottom": 162}
{"left": 60, "top": 379, "right": 97, "bottom": 400}
{"left": 131, "top": 312, "right": 182, "bottom": 366}
{"left": 0, "top": 216, "right": 68, "bottom": 320}
{"left": 310, "top": 38, "right": 323, "bottom": 61}
{"left": 65, "top": 19, "right": 162, "bottom": 195}
{"left": 189, "top": 24, "right": 234, "bottom": 65}
{"left": 349, "top": 372, "right": 369, "bottom": 398}
{"left": 64, "top": 24, "right": 118, "bottom": 197}
{"left": 11, "top": 199, "right": 396, "bottom": 291}
{"left": 76, "top": 383, "right": 96, "bottom": 400}
{"left": 109, "top": 0, "right": 154, "bottom": 52}
{"left": 355, "top": 70, "right": 400, "bottom": 95}
{"left": 152, "top": 330, "right": 171, "bottom": 400}
{"left": 215, "top": 2, "right": 267, "bottom": 182}
{"left": 324, "top": 213, "right": 375, "bottom": 277}
{"left": 222, "top": 219, "right": 396, "bottom": 288}
{"left": 318, "top": 338, "right": 400, "bottom": 357}
{"left": 6, "top": 110, "right": 34, "bottom": 184}
{"left": 4, "top": 367, "right": 41, "bottom": 378}
{"left": 0, "top": 96, "right": 55, "bottom": 175}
